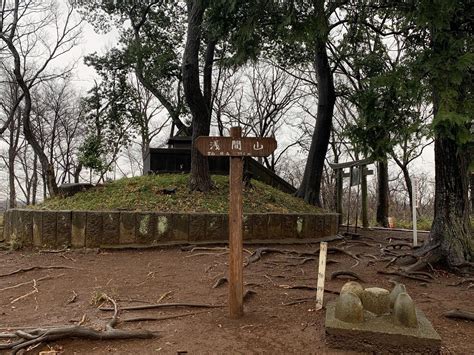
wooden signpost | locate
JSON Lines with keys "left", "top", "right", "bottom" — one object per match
{"left": 196, "top": 127, "right": 277, "bottom": 318}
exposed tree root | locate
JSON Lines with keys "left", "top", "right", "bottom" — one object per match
{"left": 99, "top": 302, "right": 223, "bottom": 312}
{"left": 245, "top": 246, "right": 361, "bottom": 267}
{"left": 282, "top": 298, "right": 312, "bottom": 306}
{"left": 330, "top": 270, "right": 365, "bottom": 283}
{"left": 243, "top": 289, "right": 257, "bottom": 301}
{"left": 0, "top": 265, "right": 77, "bottom": 278}
{"left": 385, "top": 242, "right": 413, "bottom": 250}
{"left": 279, "top": 284, "right": 316, "bottom": 291}
{"left": 384, "top": 255, "right": 411, "bottom": 268}
{"left": 339, "top": 240, "right": 380, "bottom": 248}
{"left": 212, "top": 277, "right": 228, "bottom": 289}
{"left": 448, "top": 278, "right": 474, "bottom": 287}
{"left": 444, "top": 309, "right": 474, "bottom": 322}
{"left": 0, "top": 295, "right": 155, "bottom": 353}
{"left": 122, "top": 311, "right": 207, "bottom": 323}
{"left": 286, "top": 257, "right": 316, "bottom": 266}
{"left": 451, "top": 262, "right": 474, "bottom": 275}
{"left": 377, "top": 270, "right": 433, "bottom": 283}
{"left": 185, "top": 252, "right": 228, "bottom": 258}
{"left": 384, "top": 236, "right": 414, "bottom": 242}
{"left": 360, "top": 253, "right": 378, "bottom": 260}
{"left": 245, "top": 248, "right": 294, "bottom": 266}
{"left": 277, "top": 284, "right": 339, "bottom": 294}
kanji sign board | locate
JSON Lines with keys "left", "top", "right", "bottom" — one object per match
{"left": 195, "top": 128, "right": 277, "bottom": 319}
{"left": 195, "top": 136, "right": 277, "bottom": 157}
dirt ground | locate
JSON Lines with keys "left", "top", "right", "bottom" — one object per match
{"left": 0, "top": 229, "right": 473, "bottom": 354}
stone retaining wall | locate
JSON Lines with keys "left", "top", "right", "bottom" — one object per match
{"left": 2, "top": 209, "right": 339, "bottom": 249}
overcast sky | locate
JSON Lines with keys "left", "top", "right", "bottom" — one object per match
{"left": 66, "top": 22, "right": 120, "bottom": 92}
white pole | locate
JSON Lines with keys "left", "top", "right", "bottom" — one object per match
{"left": 412, "top": 177, "right": 417, "bottom": 247}
{"left": 315, "top": 241, "right": 328, "bottom": 311}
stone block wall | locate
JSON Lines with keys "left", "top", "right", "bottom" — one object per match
{"left": 2, "top": 209, "right": 339, "bottom": 249}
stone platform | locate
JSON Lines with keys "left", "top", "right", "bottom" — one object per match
{"left": 325, "top": 301, "right": 441, "bottom": 354}
{"left": 2, "top": 209, "right": 339, "bottom": 249}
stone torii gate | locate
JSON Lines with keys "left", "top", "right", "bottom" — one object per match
{"left": 329, "top": 158, "right": 373, "bottom": 231}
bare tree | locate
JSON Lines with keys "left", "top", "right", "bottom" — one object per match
{"left": 215, "top": 63, "right": 304, "bottom": 171}
{"left": 0, "top": 0, "right": 82, "bottom": 196}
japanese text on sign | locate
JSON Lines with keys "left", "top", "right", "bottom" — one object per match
{"left": 195, "top": 136, "right": 277, "bottom": 157}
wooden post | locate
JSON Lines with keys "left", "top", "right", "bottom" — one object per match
{"left": 229, "top": 127, "right": 244, "bottom": 318}
{"left": 315, "top": 241, "right": 328, "bottom": 311}
{"left": 194, "top": 127, "right": 276, "bottom": 319}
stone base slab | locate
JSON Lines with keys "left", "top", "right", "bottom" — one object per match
{"left": 325, "top": 301, "right": 441, "bottom": 354}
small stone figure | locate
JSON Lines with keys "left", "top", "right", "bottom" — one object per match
{"left": 389, "top": 283, "right": 407, "bottom": 308}
{"left": 360, "top": 287, "right": 391, "bottom": 315}
{"left": 393, "top": 292, "right": 418, "bottom": 328}
{"left": 340, "top": 281, "right": 364, "bottom": 298}
{"left": 335, "top": 291, "right": 364, "bottom": 323}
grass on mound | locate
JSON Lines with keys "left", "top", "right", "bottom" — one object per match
{"left": 35, "top": 174, "right": 323, "bottom": 214}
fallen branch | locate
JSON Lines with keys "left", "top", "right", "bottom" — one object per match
{"left": 66, "top": 290, "right": 78, "bottom": 304}
{"left": 330, "top": 270, "right": 365, "bottom": 283}
{"left": 0, "top": 294, "right": 155, "bottom": 353}
{"left": 0, "top": 266, "right": 77, "bottom": 278}
{"left": 99, "top": 302, "right": 223, "bottom": 312}
{"left": 0, "top": 274, "right": 64, "bottom": 292}
{"left": 279, "top": 284, "right": 316, "bottom": 291}
{"left": 156, "top": 291, "right": 172, "bottom": 303}
{"left": 282, "top": 297, "right": 312, "bottom": 306}
{"left": 11, "top": 280, "right": 38, "bottom": 304}
{"left": 444, "top": 309, "right": 474, "bottom": 322}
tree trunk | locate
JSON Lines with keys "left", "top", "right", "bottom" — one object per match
{"left": 426, "top": 136, "right": 472, "bottom": 267}
{"left": 295, "top": 34, "right": 335, "bottom": 207}
{"left": 410, "top": 22, "right": 473, "bottom": 271}
{"left": 361, "top": 165, "right": 369, "bottom": 228}
{"left": 73, "top": 162, "right": 83, "bottom": 184}
{"left": 31, "top": 154, "right": 38, "bottom": 205}
{"left": 376, "top": 159, "right": 389, "bottom": 227}
{"left": 400, "top": 164, "right": 414, "bottom": 219}
{"left": 3, "top": 37, "right": 58, "bottom": 197}
{"left": 470, "top": 172, "right": 474, "bottom": 213}
{"left": 392, "top": 155, "right": 415, "bottom": 220}
{"left": 182, "top": 0, "right": 213, "bottom": 192}
{"left": 8, "top": 149, "right": 17, "bottom": 209}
